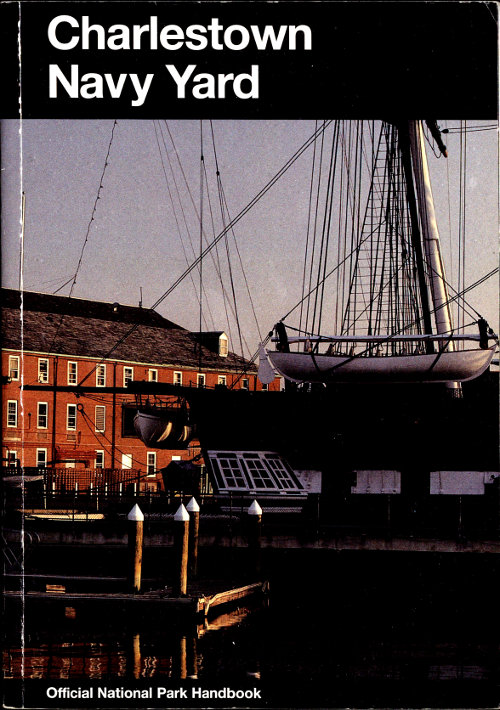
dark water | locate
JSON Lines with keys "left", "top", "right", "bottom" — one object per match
{"left": 3, "top": 549, "right": 500, "bottom": 708}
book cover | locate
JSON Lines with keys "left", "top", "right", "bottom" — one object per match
{"left": 1, "top": 2, "right": 498, "bottom": 709}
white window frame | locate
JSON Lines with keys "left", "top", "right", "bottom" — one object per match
{"left": 147, "top": 451, "right": 157, "bottom": 476}
{"left": 38, "top": 358, "right": 49, "bottom": 383}
{"left": 9, "top": 355, "right": 20, "bottom": 381}
{"left": 7, "top": 400, "right": 18, "bottom": 428}
{"left": 67, "top": 361, "right": 78, "bottom": 385}
{"left": 37, "top": 402, "right": 48, "bottom": 429}
{"left": 148, "top": 369, "right": 158, "bottom": 382}
{"left": 95, "top": 450, "right": 105, "bottom": 469}
{"left": 36, "top": 448, "right": 47, "bottom": 468}
{"left": 95, "top": 405, "right": 106, "bottom": 433}
{"left": 241, "top": 378, "right": 249, "bottom": 390}
{"left": 96, "top": 364, "right": 106, "bottom": 387}
{"left": 123, "top": 366, "right": 134, "bottom": 387}
{"left": 173, "top": 371, "right": 182, "bottom": 386}
{"left": 261, "top": 382, "right": 268, "bottom": 391}
{"left": 197, "top": 373, "right": 206, "bottom": 388}
{"left": 7, "top": 450, "right": 18, "bottom": 467}
{"left": 67, "top": 404, "right": 77, "bottom": 430}
{"left": 217, "top": 375, "right": 227, "bottom": 386}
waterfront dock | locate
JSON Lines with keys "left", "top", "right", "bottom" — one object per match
{"left": 4, "top": 579, "right": 268, "bottom": 617}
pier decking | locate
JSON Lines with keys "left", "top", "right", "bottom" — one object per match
{"left": 4, "top": 579, "right": 269, "bottom": 617}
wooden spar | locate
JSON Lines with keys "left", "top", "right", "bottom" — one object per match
{"left": 174, "top": 504, "right": 190, "bottom": 597}
{"left": 409, "top": 120, "right": 461, "bottom": 394}
{"left": 398, "top": 122, "right": 435, "bottom": 352}
{"left": 247, "top": 500, "right": 263, "bottom": 576}
{"left": 272, "top": 334, "right": 491, "bottom": 344}
{"left": 127, "top": 504, "right": 144, "bottom": 594}
{"left": 410, "top": 120, "right": 455, "bottom": 344}
{"left": 186, "top": 497, "right": 200, "bottom": 578}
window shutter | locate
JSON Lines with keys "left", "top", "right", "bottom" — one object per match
{"left": 95, "top": 405, "right": 106, "bottom": 432}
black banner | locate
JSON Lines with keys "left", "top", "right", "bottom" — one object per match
{"left": 1, "top": 1, "right": 498, "bottom": 118}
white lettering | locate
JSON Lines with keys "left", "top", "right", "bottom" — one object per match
{"left": 129, "top": 73, "right": 154, "bottom": 106}
{"left": 250, "top": 24, "right": 288, "bottom": 50}
{"left": 107, "top": 25, "right": 130, "bottom": 50}
{"left": 165, "top": 64, "right": 197, "bottom": 98}
{"left": 185, "top": 24, "right": 208, "bottom": 51}
{"left": 224, "top": 25, "right": 250, "bottom": 50}
{"left": 47, "top": 15, "right": 79, "bottom": 50}
{"left": 49, "top": 64, "right": 79, "bottom": 98}
{"left": 81, "top": 16, "right": 106, "bottom": 50}
{"left": 159, "top": 25, "right": 184, "bottom": 50}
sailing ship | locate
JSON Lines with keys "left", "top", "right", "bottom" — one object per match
{"left": 133, "top": 119, "right": 497, "bottom": 455}
{"left": 258, "top": 120, "right": 497, "bottom": 387}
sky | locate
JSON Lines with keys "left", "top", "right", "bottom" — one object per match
{"left": 1, "top": 119, "right": 498, "bottom": 360}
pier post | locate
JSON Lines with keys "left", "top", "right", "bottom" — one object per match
{"left": 174, "top": 504, "right": 190, "bottom": 597}
{"left": 247, "top": 500, "right": 263, "bottom": 576}
{"left": 186, "top": 497, "right": 200, "bottom": 578}
{"left": 127, "top": 504, "right": 144, "bottom": 593}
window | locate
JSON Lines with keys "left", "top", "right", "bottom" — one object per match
{"left": 38, "top": 358, "right": 49, "bottom": 383}
{"left": 207, "top": 451, "right": 304, "bottom": 494}
{"left": 219, "top": 333, "right": 228, "bottom": 357}
{"left": 217, "top": 375, "right": 227, "bottom": 386}
{"left": 7, "top": 451, "right": 17, "bottom": 467}
{"left": 95, "top": 450, "right": 105, "bottom": 469}
{"left": 67, "top": 361, "right": 77, "bottom": 385}
{"left": 173, "top": 371, "right": 182, "bottom": 386}
{"left": 264, "top": 454, "right": 302, "bottom": 490}
{"left": 147, "top": 452, "right": 156, "bottom": 476}
{"left": 122, "top": 453, "right": 133, "bottom": 469}
{"left": 96, "top": 364, "right": 106, "bottom": 387}
{"left": 36, "top": 448, "right": 47, "bottom": 468}
{"left": 37, "top": 402, "right": 48, "bottom": 429}
{"left": 241, "top": 378, "right": 249, "bottom": 390}
{"left": 7, "top": 400, "right": 18, "bottom": 428}
{"left": 9, "top": 356, "right": 19, "bottom": 381}
{"left": 214, "top": 454, "right": 248, "bottom": 489}
{"left": 148, "top": 369, "right": 158, "bottom": 382}
{"left": 95, "top": 405, "right": 106, "bottom": 433}
{"left": 261, "top": 383, "right": 268, "bottom": 391}
{"left": 123, "top": 367, "right": 134, "bottom": 387}
{"left": 67, "top": 404, "right": 77, "bottom": 430}
{"left": 244, "top": 456, "right": 276, "bottom": 489}
{"left": 197, "top": 373, "right": 206, "bottom": 388}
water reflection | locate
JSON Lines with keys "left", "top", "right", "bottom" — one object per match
{"left": 3, "top": 603, "right": 263, "bottom": 681}
{"left": 3, "top": 552, "right": 500, "bottom": 708}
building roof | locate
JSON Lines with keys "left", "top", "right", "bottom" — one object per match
{"left": 1, "top": 289, "right": 254, "bottom": 373}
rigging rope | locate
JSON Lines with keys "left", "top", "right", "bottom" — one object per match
{"left": 45, "top": 120, "right": 118, "bottom": 368}
{"left": 153, "top": 120, "right": 211, "bottom": 329}
{"left": 77, "top": 121, "right": 333, "bottom": 386}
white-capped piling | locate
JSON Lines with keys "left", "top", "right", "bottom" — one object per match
{"left": 186, "top": 497, "right": 200, "bottom": 577}
{"left": 247, "top": 500, "right": 263, "bottom": 576}
{"left": 174, "top": 504, "right": 190, "bottom": 596}
{"left": 127, "top": 504, "right": 144, "bottom": 593}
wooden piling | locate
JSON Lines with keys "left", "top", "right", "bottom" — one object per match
{"left": 127, "top": 504, "right": 144, "bottom": 593}
{"left": 247, "top": 500, "right": 262, "bottom": 576}
{"left": 174, "top": 504, "right": 190, "bottom": 597}
{"left": 186, "top": 497, "right": 200, "bottom": 578}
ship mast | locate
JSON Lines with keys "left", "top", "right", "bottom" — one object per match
{"left": 408, "top": 120, "right": 460, "bottom": 392}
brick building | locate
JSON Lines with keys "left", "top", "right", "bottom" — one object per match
{"left": 2, "top": 288, "right": 278, "bottom": 491}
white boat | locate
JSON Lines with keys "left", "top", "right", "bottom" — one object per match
{"left": 260, "top": 120, "right": 497, "bottom": 387}
{"left": 268, "top": 342, "right": 496, "bottom": 384}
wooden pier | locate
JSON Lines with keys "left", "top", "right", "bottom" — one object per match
{"left": 4, "top": 579, "right": 269, "bottom": 618}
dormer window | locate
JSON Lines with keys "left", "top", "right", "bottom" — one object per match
{"left": 219, "top": 333, "right": 228, "bottom": 357}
